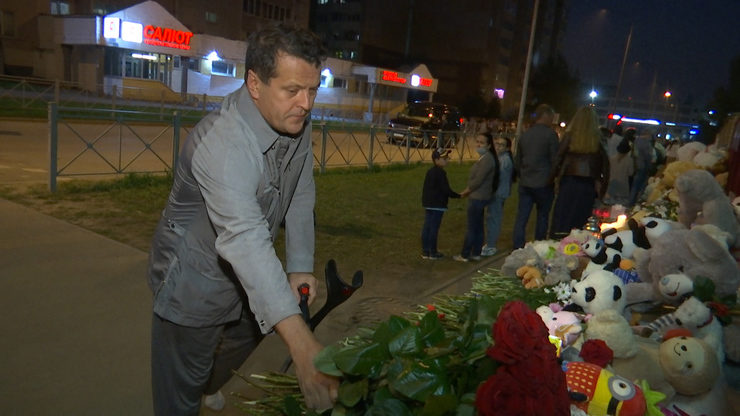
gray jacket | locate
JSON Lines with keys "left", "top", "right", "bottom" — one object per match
{"left": 514, "top": 123, "right": 560, "bottom": 188}
{"left": 147, "top": 85, "right": 315, "bottom": 333}
{"left": 467, "top": 151, "right": 497, "bottom": 200}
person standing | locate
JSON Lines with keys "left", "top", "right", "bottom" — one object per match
{"left": 550, "top": 106, "right": 610, "bottom": 239}
{"left": 629, "top": 128, "right": 656, "bottom": 206}
{"left": 453, "top": 133, "right": 500, "bottom": 262}
{"left": 147, "top": 24, "right": 338, "bottom": 415}
{"left": 603, "top": 138, "right": 634, "bottom": 207}
{"left": 512, "top": 104, "right": 560, "bottom": 249}
{"left": 482, "top": 136, "right": 513, "bottom": 256}
{"left": 421, "top": 147, "right": 461, "bottom": 259}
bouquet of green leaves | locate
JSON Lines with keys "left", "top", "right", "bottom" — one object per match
{"left": 234, "top": 270, "right": 558, "bottom": 415}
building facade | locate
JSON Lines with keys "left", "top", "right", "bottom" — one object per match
{"left": 311, "top": 0, "right": 567, "bottom": 117}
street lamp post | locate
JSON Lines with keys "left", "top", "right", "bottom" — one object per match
{"left": 589, "top": 90, "right": 598, "bottom": 106}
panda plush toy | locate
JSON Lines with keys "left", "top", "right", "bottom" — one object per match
{"left": 602, "top": 218, "right": 651, "bottom": 260}
{"left": 580, "top": 237, "right": 622, "bottom": 275}
{"left": 569, "top": 270, "right": 627, "bottom": 317}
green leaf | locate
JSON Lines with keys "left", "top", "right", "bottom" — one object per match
{"left": 315, "top": 344, "right": 343, "bottom": 377}
{"left": 418, "top": 311, "right": 446, "bottom": 347}
{"left": 693, "top": 276, "right": 716, "bottom": 302}
{"left": 365, "top": 397, "right": 413, "bottom": 416}
{"left": 420, "top": 393, "right": 458, "bottom": 416}
{"left": 283, "top": 395, "right": 302, "bottom": 416}
{"left": 389, "top": 358, "right": 450, "bottom": 401}
{"left": 455, "top": 403, "right": 476, "bottom": 416}
{"left": 333, "top": 343, "right": 388, "bottom": 377}
{"left": 338, "top": 378, "right": 368, "bottom": 407}
{"left": 388, "top": 326, "right": 423, "bottom": 357}
{"left": 372, "top": 315, "right": 411, "bottom": 346}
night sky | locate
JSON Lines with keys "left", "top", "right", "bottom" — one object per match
{"left": 562, "top": 0, "right": 740, "bottom": 109}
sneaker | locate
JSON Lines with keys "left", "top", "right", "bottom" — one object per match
{"left": 469, "top": 255, "right": 482, "bottom": 261}
{"left": 481, "top": 247, "right": 498, "bottom": 257}
{"left": 204, "top": 390, "right": 225, "bottom": 411}
{"left": 421, "top": 253, "right": 432, "bottom": 259}
{"left": 429, "top": 252, "right": 444, "bottom": 259}
{"left": 452, "top": 255, "right": 469, "bottom": 262}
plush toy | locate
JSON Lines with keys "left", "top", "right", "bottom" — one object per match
{"left": 639, "top": 216, "right": 677, "bottom": 246}
{"left": 580, "top": 237, "right": 622, "bottom": 275}
{"left": 536, "top": 303, "right": 584, "bottom": 348}
{"left": 676, "top": 141, "right": 706, "bottom": 163}
{"left": 645, "top": 160, "right": 697, "bottom": 204}
{"left": 672, "top": 296, "right": 725, "bottom": 363}
{"left": 602, "top": 218, "right": 651, "bottom": 260}
{"left": 564, "top": 361, "right": 647, "bottom": 416}
{"left": 570, "top": 270, "right": 627, "bottom": 317}
{"left": 631, "top": 227, "right": 740, "bottom": 305}
{"left": 584, "top": 309, "right": 673, "bottom": 398}
{"left": 674, "top": 168, "right": 740, "bottom": 247}
{"left": 658, "top": 334, "right": 733, "bottom": 416}
{"left": 501, "top": 241, "right": 579, "bottom": 287}
{"left": 656, "top": 273, "right": 694, "bottom": 304}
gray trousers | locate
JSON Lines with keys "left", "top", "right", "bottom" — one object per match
{"left": 151, "top": 308, "right": 264, "bottom": 415}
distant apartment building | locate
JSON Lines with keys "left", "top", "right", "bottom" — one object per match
{"left": 311, "top": 0, "right": 566, "bottom": 117}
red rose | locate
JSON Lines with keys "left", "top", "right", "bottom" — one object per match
{"left": 579, "top": 339, "right": 613, "bottom": 368}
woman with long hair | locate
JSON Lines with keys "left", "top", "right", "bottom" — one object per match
{"left": 453, "top": 132, "right": 500, "bottom": 262}
{"left": 549, "top": 106, "right": 609, "bottom": 239}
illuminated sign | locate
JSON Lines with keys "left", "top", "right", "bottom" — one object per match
{"left": 121, "top": 21, "right": 143, "bottom": 43}
{"left": 381, "top": 70, "right": 432, "bottom": 88}
{"left": 103, "top": 17, "right": 120, "bottom": 38}
{"left": 103, "top": 15, "right": 193, "bottom": 50}
{"left": 143, "top": 25, "right": 193, "bottom": 50}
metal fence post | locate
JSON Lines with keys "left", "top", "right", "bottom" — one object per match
{"left": 320, "top": 123, "right": 327, "bottom": 173}
{"left": 173, "top": 111, "right": 181, "bottom": 171}
{"left": 48, "top": 102, "right": 58, "bottom": 193}
{"left": 368, "top": 125, "right": 375, "bottom": 170}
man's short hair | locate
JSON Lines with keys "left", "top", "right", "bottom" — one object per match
{"left": 534, "top": 104, "right": 554, "bottom": 121}
{"left": 245, "top": 24, "right": 328, "bottom": 83}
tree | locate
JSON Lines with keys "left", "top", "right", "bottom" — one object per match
{"left": 528, "top": 54, "right": 580, "bottom": 121}
{"left": 708, "top": 55, "right": 740, "bottom": 128}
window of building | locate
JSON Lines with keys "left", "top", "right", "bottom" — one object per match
{"left": 50, "top": 1, "right": 70, "bottom": 15}
{"left": 205, "top": 11, "right": 218, "bottom": 23}
{"left": 332, "top": 77, "right": 347, "bottom": 89}
{"left": 0, "top": 10, "right": 15, "bottom": 37}
{"left": 211, "top": 60, "right": 235, "bottom": 77}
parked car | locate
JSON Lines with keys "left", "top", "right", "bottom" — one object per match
{"left": 386, "top": 101, "right": 463, "bottom": 148}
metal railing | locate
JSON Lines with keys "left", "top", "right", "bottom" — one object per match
{"left": 47, "top": 105, "right": 481, "bottom": 192}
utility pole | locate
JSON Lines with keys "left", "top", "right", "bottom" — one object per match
{"left": 612, "top": 25, "right": 633, "bottom": 116}
{"left": 514, "top": 0, "right": 540, "bottom": 150}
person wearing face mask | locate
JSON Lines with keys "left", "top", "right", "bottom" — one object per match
{"left": 453, "top": 132, "right": 500, "bottom": 262}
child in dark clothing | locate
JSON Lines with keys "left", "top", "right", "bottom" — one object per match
{"left": 421, "top": 148, "right": 462, "bottom": 259}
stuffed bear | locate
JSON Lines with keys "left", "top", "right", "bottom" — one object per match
{"left": 584, "top": 309, "right": 673, "bottom": 398}
{"left": 602, "top": 217, "right": 651, "bottom": 260}
{"left": 570, "top": 270, "right": 627, "bottom": 317}
{"left": 658, "top": 334, "right": 733, "bottom": 416}
{"left": 501, "top": 241, "right": 579, "bottom": 287}
{"left": 673, "top": 296, "right": 725, "bottom": 363}
{"left": 645, "top": 160, "right": 697, "bottom": 204}
{"left": 631, "top": 227, "right": 740, "bottom": 306}
{"left": 674, "top": 168, "right": 740, "bottom": 247}
{"left": 580, "top": 237, "right": 622, "bottom": 275}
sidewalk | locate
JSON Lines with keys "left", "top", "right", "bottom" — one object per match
{"left": 0, "top": 196, "right": 496, "bottom": 415}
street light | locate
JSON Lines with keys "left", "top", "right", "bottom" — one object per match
{"left": 589, "top": 90, "right": 598, "bottom": 106}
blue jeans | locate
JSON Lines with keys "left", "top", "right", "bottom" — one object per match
{"left": 461, "top": 198, "right": 488, "bottom": 257}
{"left": 421, "top": 209, "right": 444, "bottom": 255}
{"left": 629, "top": 168, "right": 649, "bottom": 206}
{"left": 485, "top": 196, "right": 506, "bottom": 248}
{"left": 512, "top": 184, "right": 554, "bottom": 249}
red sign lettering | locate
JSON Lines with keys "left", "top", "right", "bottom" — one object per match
{"left": 143, "top": 25, "right": 193, "bottom": 50}
{"left": 381, "top": 70, "right": 406, "bottom": 84}
{"left": 419, "top": 77, "right": 432, "bottom": 87}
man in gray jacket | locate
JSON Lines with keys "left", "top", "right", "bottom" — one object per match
{"left": 512, "top": 104, "right": 560, "bottom": 249}
{"left": 147, "top": 24, "right": 337, "bottom": 414}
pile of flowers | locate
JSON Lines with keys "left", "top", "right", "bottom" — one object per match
{"left": 233, "top": 269, "right": 560, "bottom": 415}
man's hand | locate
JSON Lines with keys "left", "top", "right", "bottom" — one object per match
{"left": 288, "top": 272, "right": 318, "bottom": 306}
{"left": 275, "top": 315, "right": 339, "bottom": 411}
